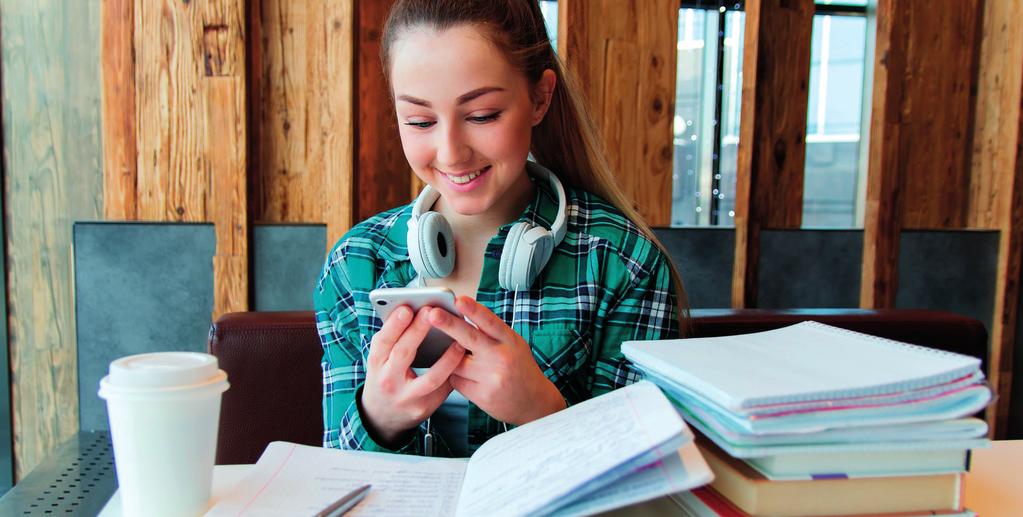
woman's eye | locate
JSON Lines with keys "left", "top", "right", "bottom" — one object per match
{"left": 404, "top": 120, "right": 435, "bottom": 129}
{"left": 467, "top": 112, "right": 501, "bottom": 124}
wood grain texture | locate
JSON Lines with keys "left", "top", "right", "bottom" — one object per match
{"left": 557, "top": 0, "right": 677, "bottom": 226}
{"left": 861, "top": 0, "right": 908, "bottom": 309}
{"left": 2, "top": 0, "right": 103, "bottom": 478}
{"left": 731, "top": 0, "right": 814, "bottom": 308}
{"left": 971, "top": 0, "right": 1023, "bottom": 438}
{"left": 101, "top": 0, "right": 138, "bottom": 220}
{"left": 970, "top": 2, "right": 1023, "bottom": 230}
{"left": 899, "top": 1, "right": 980, "bottom": 229}
{"left": 132, "top": 0, "right": 248, "bottom": 317}
{"left": 322, "top": 0, "right": 356, "bottom": 249}
{"left": 208, "top": 77, "right": 248, "bottom": 317}
{"left": 205, "top": 1, "right": 248, "bottom": 319}
{"left": 248, "top": 0, "right": 355, "bottom": 247}
{"left": 862, "top": 0, "right": 982, "bottom": 307}
{"left": 134, "top": 0, "right": 210, "bottom": 222}
{"left": 356, "top": 0, "right": 412, "bottom": 221}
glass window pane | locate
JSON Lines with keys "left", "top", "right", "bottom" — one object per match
{"left": 672, "top": 8, "right": 715, "bottom": 226}
{"left": 803, "top": 13, "right": 868, "bottom": 228}
{"left": 540, "top": 1, "right": 558, "bottom": 48}
{"left": 717, "top": 10, "right": 744, "bottom": 226}
{"left": 671, "top": 8, "right": 744, "bottom": 227}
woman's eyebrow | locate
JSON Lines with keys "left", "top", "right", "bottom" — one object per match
{"left": 396, "top": 86, "right": 506, "bottom": 108}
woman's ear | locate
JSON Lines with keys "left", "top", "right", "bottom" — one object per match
{"left": 531, "top": 69, "right": 557, "bottom": 126}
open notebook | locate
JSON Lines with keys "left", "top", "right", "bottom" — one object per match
{"left": 622, "top": 321, "right": 986, "bottom": 413}
{"left": 205, "top": 381, "right": 713, "bottom": 517}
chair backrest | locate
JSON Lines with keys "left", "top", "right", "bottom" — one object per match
{"left": 209, "top": 308, "right": 988, "bottom": 465}
{"left": 209, "top": 311, "right": 324, "bottom": 464}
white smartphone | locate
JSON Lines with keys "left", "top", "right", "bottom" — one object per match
{"left": 368, "top": 286, "right": 462, "bottom": 368}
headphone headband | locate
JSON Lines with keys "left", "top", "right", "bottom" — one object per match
{"left": 525, "top": 161, "right": 567, "bottom": 246}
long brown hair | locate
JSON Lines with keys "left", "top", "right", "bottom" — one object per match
{"left": 381, "top": 0, "right": 691, "bottom": 335}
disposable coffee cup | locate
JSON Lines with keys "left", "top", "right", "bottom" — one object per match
{"left": 99, "top": 352, "right": 229, "bottom": 517}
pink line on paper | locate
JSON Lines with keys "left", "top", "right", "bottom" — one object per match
{"left": 747, "top": 373, "right": 978, "bottom": 410}
{"left": 236, "top": 443, "right": 298, "bottom": 517}
{"left": 625, "top": 387, "right": 677, "bottom": 483}
{"left": 748, "top": 382, "right": 986, "bottom": 419}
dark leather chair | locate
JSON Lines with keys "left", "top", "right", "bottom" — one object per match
{"left": 208, "top": 309, "right": 988, "bottom": 465}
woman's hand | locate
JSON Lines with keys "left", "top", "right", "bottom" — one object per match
{"left": 427, "top": 296, "right": 567, "bottom": 426}
{"left": 360, "top": 305, "right": 466, "bottom": 446}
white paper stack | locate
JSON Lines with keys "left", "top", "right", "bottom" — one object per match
{"left": 623, "top": 321, "right": 992, "bottom": 479}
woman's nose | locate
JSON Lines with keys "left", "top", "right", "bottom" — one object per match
{"left": 435, "top": 123, "right": 472, "bottom": 167}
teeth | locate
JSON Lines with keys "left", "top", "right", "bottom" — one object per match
{"left": 446, "top": 167, "right": 486, "bottom": 184}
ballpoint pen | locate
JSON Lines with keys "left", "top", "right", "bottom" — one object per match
{"left": 313, "top": 484, "right": 372, "bottom": 517}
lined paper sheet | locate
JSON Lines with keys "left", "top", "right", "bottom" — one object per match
{"left": 455, "top": 381, "right": 685, "bottom": 517}
{"left": 623, "top": 321, "right": 982, "bottom": 410}
{"left": 552, "top": 441, "right": 713, "bottom": 517}
{"left": 205, "top": 442, "right": 467, "bottom": 517}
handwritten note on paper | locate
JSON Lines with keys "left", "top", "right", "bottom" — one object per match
{"left": 205, "top": 442, "right": 468, "bottom": 517}
{"left": 455, "top": 381, "right": 684, "bottom": 517}
{"left": 551, "top": 441, "right": 713, "bottom": 517}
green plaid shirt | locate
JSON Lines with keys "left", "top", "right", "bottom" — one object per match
{"left": 315, "top": 175, "right": 680, "bottom": 456}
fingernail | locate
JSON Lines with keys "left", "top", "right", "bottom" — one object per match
{"left": 397, "top": 307, "right": 411, "bottom": 322}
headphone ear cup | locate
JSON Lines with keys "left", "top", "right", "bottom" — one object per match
{"left": 408, "top": 211, "right": 455, "bottom": 278}
{"left": 499, "top": 222, "right": 531, "bottom": 291}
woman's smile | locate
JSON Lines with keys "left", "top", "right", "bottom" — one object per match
{"left": 439, "top": 165, "right": 492, "bottom": 192}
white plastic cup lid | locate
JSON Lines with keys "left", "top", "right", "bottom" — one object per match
{"left": 106, "top": 352, "right": 223, "bottom": 390}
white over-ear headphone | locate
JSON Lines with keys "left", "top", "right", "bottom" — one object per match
{"left": 406, "top": 161, "right": 568, "bottom": 291}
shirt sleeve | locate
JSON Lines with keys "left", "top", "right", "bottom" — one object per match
{"left": 588, "top": 250, "right": 680, "bottom": 398}
{"left": 314, "top": 243, "right": 424, "bottom": 455}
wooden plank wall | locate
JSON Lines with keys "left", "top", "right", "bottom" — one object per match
{"left": 356, "top": 0, "right": 414, "bottom": 221}
{"left": 862, "top": 0, "right": 982, "bottom": 308}
{"left": 860, "top": 0, "right": 908, "bottom": 309}
{"left": 731, "top": 0, "right": 814, "bottom": 308}
{"left": 557, "top": 0, "right": 678, "bottom": 227}
{"left": 247, "top": 0, "right": 354, "bottom": 250}
{"left": 2, "top": 0, "right": 103, "bottom": 479}
{"left": 970, "top": 0, "right": 1023, "bottom": 438}
{"left": 102, "top": 0, "right": 250, "bottom": 315}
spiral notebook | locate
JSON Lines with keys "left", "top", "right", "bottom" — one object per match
{"left": 621, "top": 321, "right": 984, "bottom": 412}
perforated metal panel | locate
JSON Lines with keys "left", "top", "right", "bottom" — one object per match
{"left": 0, "top": 432, "right": 116, "bottom": 515}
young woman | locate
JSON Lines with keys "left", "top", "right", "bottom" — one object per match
{"left": 314, "top": 0, "right": 689, "bottom": 457}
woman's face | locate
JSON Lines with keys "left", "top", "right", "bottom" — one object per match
{"left": 390, "top": 24, "right": 552, "bottom": 218}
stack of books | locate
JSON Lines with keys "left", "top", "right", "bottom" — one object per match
{"left": 622, "top": 321, "right": 992, "bottom": 517}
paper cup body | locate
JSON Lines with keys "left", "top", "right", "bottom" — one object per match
{"left": 99, "top": 352, "right": 229, "bottom": 517}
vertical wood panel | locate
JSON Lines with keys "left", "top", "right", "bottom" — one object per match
{"left": 356, "top": 0, "right": 412, "bottom": 221}
{"left": 134, "top": 0, "right": 209, "bottom": 222}
{"left": 862, "top": 0, "right": 981, "bottom": 307}
{"left": 322, "top": 0, "right": 355, "bottom": 248}
{"left": 248, "top": 0, "right": 322, "bottom": 223}
{"left": 204, "top": 0, "right": 248, "bottom": 319}
{"left": 132, "top": 0, "right": 248, "bottom": 319}
{"left": 970, "top": 2, "right": 1023, "bottom": 230}
{"left": 248, "top": 0, "right": 354, "bottom": 245}
{"left": 101, "top": 0, "right": 137, "bottom": 220}
{"left": 861, "top": 0, "right": 908, "bottom": 309}
{"left": 899, "top": 2, "right": 980, "bottom": 229}
{"left": 971, "top": 0, "right": 1023, "bottom": 438}
{"left": 557, "top": 0, "right": 677, "bottom": 226}
{"left": 2, "top": 0, "right": 103, "bottom": 478}
{"left": 731, "top": 0, "right": 814, "bottom": 308}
